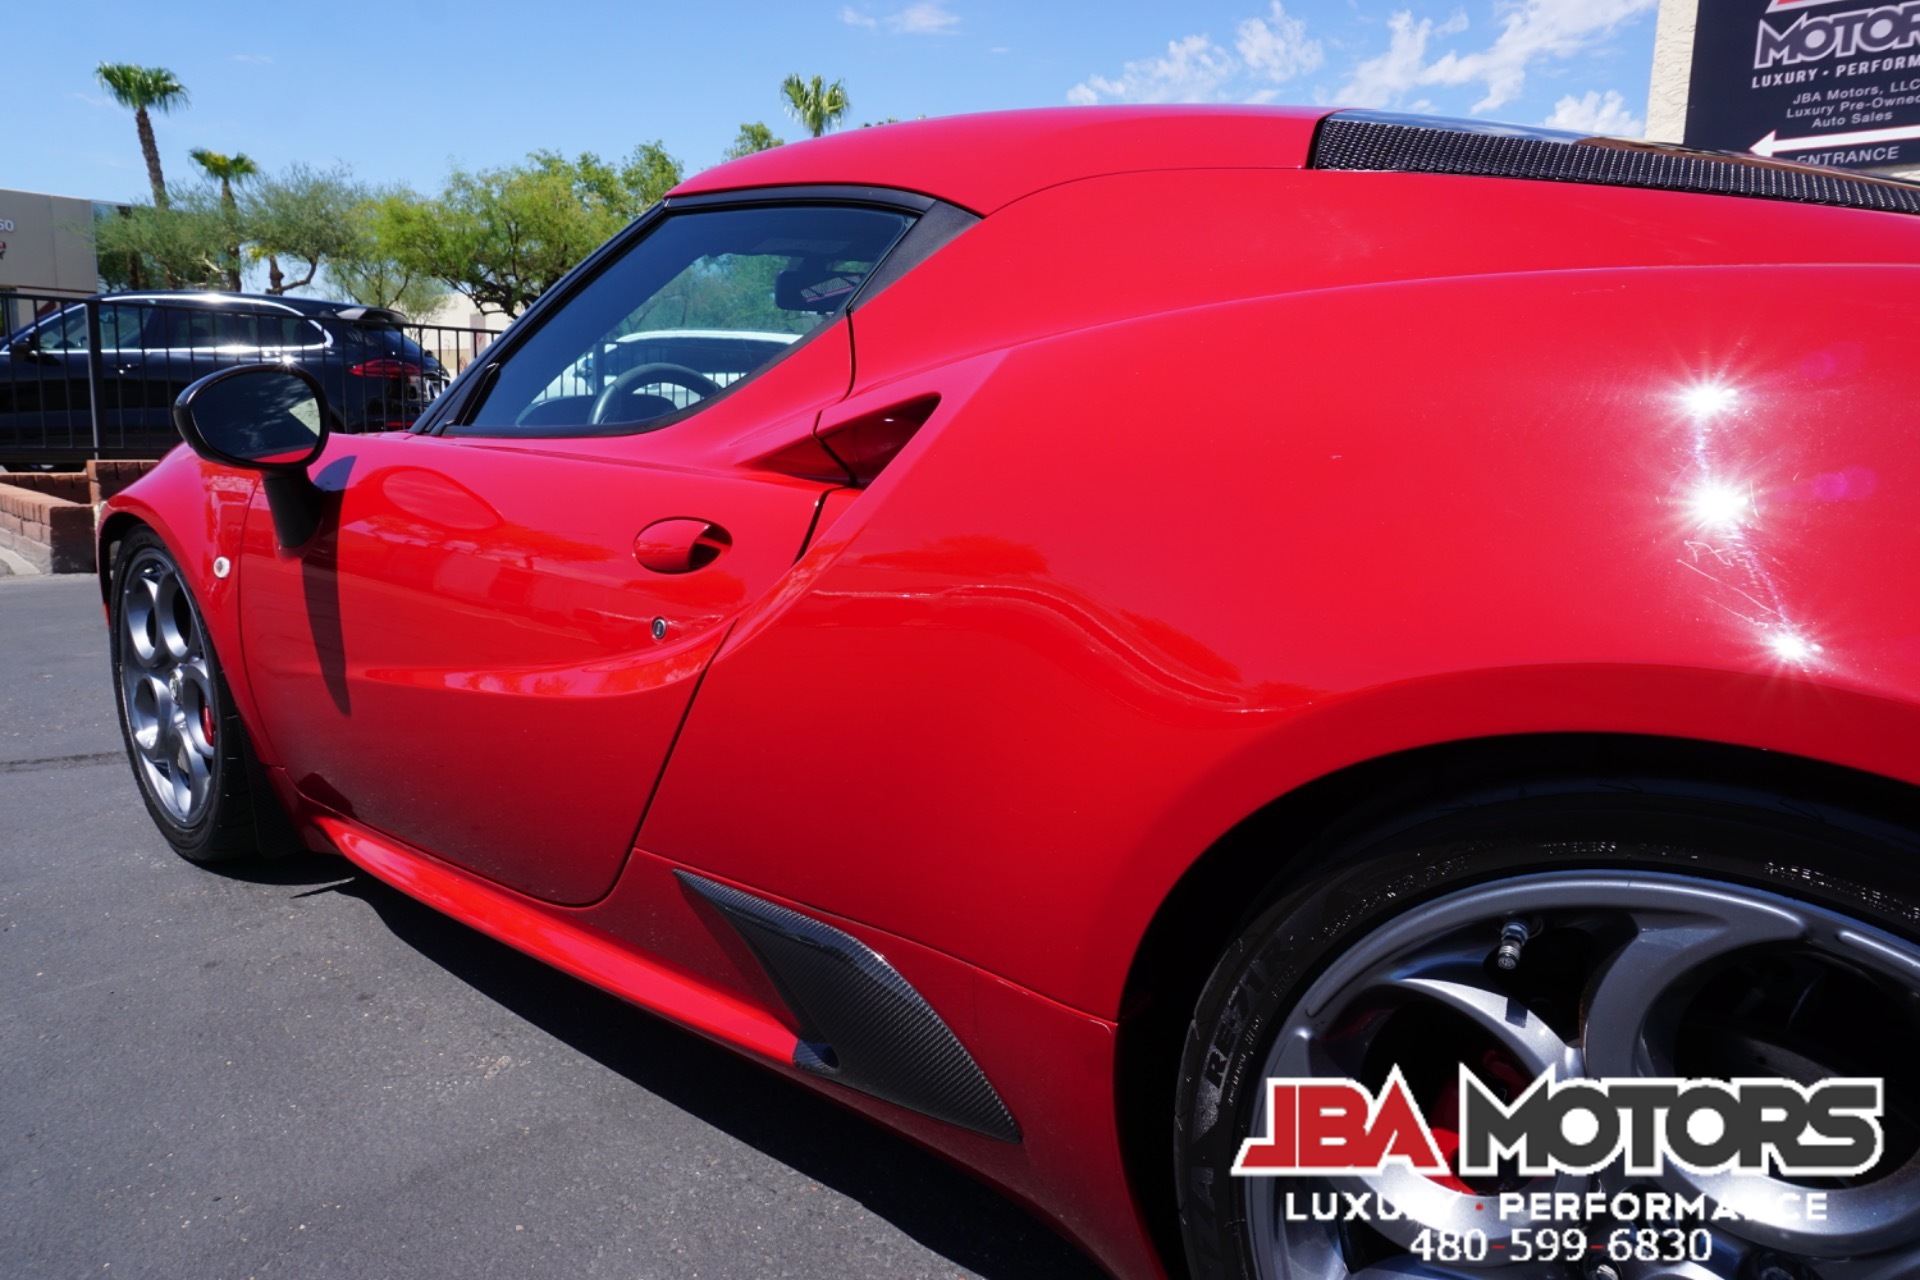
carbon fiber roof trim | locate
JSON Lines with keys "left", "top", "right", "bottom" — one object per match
{"left": 1310, "top": 111, "right": 1920, "bottom": 216}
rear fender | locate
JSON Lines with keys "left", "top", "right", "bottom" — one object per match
{"left": 638, "top": 262, "right": 1920, "bottom": 1017}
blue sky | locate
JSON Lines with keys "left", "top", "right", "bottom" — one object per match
{"left": 6, "top": 1, "right": 1660, "bottom": 204}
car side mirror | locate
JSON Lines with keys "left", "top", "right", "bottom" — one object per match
{"left": 173, "top": 364, "right": 333, "bottom": 548}
{"left": 9, "top": 334, "right": 44, "bottom": 359}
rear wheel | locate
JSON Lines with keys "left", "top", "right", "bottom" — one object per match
{"left": 1175, "top": 781, "right": 1920, "bottom": 1280}
{"left": 111, "top": 528, "right": 259, "bottom": 862}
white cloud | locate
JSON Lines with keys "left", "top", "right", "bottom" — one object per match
{"left": 1070, "top": 33, "right": 1239, "bottom": 104}
{"left": 1069, "top": 4, "right": 1319, "bottom": 105}
{"left": 887, "top": 1, "right": 959, "bottom": 35}
{"left": 232, "top": 53, "right": 274, "bottom": 63}
{"left": 1336, "top": 11, "right": 1443, "bottom": 108}
{"left": 1236, "top": 3, "right": 1324, "bottom": 82}
{"left": 1545, "top": 88, "right": 1643, "bottom": 136}
{"left": 841, "top": 7, "right": 877, "bottom": 28}
{"left": 1337, "top": 0, "right": 1656, "bottom": 113}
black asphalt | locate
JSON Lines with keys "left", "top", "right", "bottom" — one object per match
{"left": 0, "top": 574, "right": 1109, "bottom": 1280}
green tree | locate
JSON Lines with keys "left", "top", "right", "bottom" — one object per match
{"left": 723, "top": 121, "right": 784, "bottom": 161}
{"left": 242, "top": 164, "right": 365, "bottom": 294}
{"left": 326, "top": 189, "right": 449, "bottom": 317}
{"left": 187, "top": 149, "right": 259, "bottom": 290}
{"left": 387, "top": 148, "right": 682, "bottom": 316}
{"left": 94, "top": 187, "right": 230, "bottom": 290}
{"left": 94, "top": 64, "right": 190, "bottom": 208}
{"left": 780, "top": 74, "right": 850, "bottom": 138}
{"left": 618, "top": 142, "right": 684, "bottom": 215}
{"left": 529, "top": 143, "right": 682, "bottom": 223}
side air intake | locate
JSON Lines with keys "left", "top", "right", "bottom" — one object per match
{"left": 676, "top": 871, "right": 1021, "bottom": 1143}
{"left": 1310, "top": 111, "right": 1920, "bottom": 217}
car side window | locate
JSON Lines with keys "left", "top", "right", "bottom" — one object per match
{"left": 27, "top": 305, "right": 151, "bottom": 352}
{"left": 152, "top": 309, "right": 325, "bottom": 352}
{"left": 460, "top": 204, "right": 914, "bottom": 436}
{"left": 98, "top": 305, "right": 147, "bottom": 351}
{"left": 34, "top": 308, "right": 91, "bottom": 352}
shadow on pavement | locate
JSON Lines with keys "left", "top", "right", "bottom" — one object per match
{"left": 330, "top": 869, "right": 1114, "bottom": 1280}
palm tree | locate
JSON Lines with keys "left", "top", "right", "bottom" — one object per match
{"left": 95, "top": 64, "right": 190, "bottom": 208}
{"left": 189, "top": 148, "right": 259, "bottom": 212}
{"left": 780, "top": 74, "right": 851, "bottom": 138}
{"left": 190, "top": 149, "right": 260, "bottom": 290}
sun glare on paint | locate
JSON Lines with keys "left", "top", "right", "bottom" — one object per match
{"left": 1687, "top": 478, "right": 1753, "bottom": 531}
{"left": 1681, "top": 382, "right": 1739, "bottom": 420}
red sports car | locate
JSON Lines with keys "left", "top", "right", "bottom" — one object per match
{"left": 102, "top": 107, "right": 1920, "bottom": 1280}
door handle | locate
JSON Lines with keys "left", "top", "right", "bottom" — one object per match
{"left": 634, "top": 517, "right": 732, "bottom": 574}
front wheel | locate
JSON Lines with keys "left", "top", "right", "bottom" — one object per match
{"left": 1175, "top": 783, "right": 1920, "bottom": 1280}
{"left": 111, "top": 528, "right": 259, "bottom": 862}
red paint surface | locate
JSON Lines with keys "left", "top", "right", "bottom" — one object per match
{"left": 102, "top": 109, "right": 1920, "bottom": 1280}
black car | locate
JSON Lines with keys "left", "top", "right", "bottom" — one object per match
{"left": 0, "top": 291, "right": 448, "bottom": 464}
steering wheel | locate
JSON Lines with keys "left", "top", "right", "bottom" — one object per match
{"left": 589, "top": 362, "right": 723, "bottom": 425}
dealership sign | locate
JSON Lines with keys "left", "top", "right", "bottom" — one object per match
{"left": 1233, "top": 1068, "right": 1885, "bottom": 1179}
{"left": 1685, "top": 0, "right": 1920, "bottom": 167}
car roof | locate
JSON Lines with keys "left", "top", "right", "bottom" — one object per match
{"left": 671, "top": 105, "right": 1330, "bottom": 214}
{"left": 99, "top": 291, "right": 353, "bottom": 317}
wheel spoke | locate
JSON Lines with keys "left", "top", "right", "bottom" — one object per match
{"left": 1393, "top": 973, "right": 1579, "bottom": 1080}
{"left": 1581, "top": 892, "right": 1808, "bottom": 1079}
{"left": 178, "top": 731, "right": 211, "bottom": 813}
{"left": 127, "top": 674, "right": 169, "bottom": 759}
{"left": 123, "top": 571, "right": 162, "bottom": 668}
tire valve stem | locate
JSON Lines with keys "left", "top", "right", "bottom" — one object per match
{"left": 1494, "top": 918, "right": 1532, "bottom": 971}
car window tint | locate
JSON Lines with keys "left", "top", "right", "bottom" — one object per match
{"left": 34, "top": 307, "right": 90, "bottom": 352}
{"left": 98, "top": 305, "right": 147, "bottom": 351}
{"left": 464, "top": 204, "right": 914, "bottom": 434}
{"left": 153, "top": 309, "right": 323, "bottom": 350}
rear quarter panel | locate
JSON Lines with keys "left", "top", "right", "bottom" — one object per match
{"left": 639, "top": 260, "right": 1920, "bottom": 1018}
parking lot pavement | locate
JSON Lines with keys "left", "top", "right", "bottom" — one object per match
{"left": 0, "top": 575, "right": 1109, "bottom": 1280}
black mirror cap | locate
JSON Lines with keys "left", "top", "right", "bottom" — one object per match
{"left": 173, "top": 364, "right": 333, "bottom": 473}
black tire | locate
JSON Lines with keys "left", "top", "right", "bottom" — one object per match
{"left": 1174, "top": 771, "right": 1920, "bottom": 1280}
{"left": 110, "top": 526, "right": 259, "bottom": 863}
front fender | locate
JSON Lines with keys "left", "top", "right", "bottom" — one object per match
{"left": 99, "top": 449, "right": 267, "bottom": 762}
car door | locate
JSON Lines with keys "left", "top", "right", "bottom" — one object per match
{"left": 236, "top": 199, "right": 919, "bottom": 905}
{"left": 0, "top": 305, "right": 90, "bottom": 451}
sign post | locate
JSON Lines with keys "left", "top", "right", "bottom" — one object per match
{"left": 1682, "top": 0, "right": 1920, "bottom": 168}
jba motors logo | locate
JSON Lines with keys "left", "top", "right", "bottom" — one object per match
{"left": 1234, "top": 1067, "right": 1884, "bottom": 1179}
{"left": 1754, "top": 0, "right": 1920, "bottom": 67}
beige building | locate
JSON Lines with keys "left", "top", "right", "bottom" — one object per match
{"left": 0, "top": 188, "right": 104, "bottom": 331}
{"left": 1648, "top": 0, "right": 1920, "bottom": 181}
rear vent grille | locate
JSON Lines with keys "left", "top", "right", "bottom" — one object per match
{"left": 1310, "top": 112, "right": 1920, "bottom": 217}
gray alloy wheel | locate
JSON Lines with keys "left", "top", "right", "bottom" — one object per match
{"left": 1174, "top": 777, "right": 1920, "bottom": 1280}
{"left": 111, "top": 528, "right": 258, "bottom": 862}
{"left": 1246, "top": 873, "right": 1920, "bottom": 1280}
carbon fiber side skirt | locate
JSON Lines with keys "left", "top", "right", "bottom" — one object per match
{"left": 676, "top": 871, "right": 1021, "bottom": 1143}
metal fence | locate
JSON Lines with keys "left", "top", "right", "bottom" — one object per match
{"left": 1, "top": 290, "right": 497, "bottom": 466}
